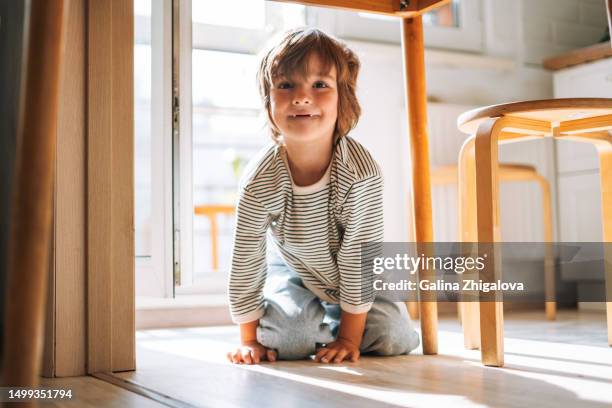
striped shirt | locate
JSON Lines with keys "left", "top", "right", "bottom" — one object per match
{"left": 228, "top": 136, "right": 384, "bottom": 324}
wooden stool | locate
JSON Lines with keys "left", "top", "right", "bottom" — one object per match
{"left": 431, "top": 164, "right": 556, "bottom": 331}
{"left": 194, "top": 204, "right": 235, "bottom": 271}
{"left": 456, "top": 98, "right": 612, "bottom": 367}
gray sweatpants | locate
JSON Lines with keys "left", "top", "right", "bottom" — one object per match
{"left": 256, "top": 253, "right": 420, "bottom": 360}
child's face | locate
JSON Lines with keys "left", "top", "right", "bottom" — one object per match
{"left": 269, "top": 52, "right": 338, "bottom": 145}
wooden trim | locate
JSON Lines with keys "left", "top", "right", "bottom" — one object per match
{"left": 42, "top": 190, "right": 56, "bottom": 377}
{"left": 542, "top": 43, "right": 612, "bottom": 71}
{"left": 110, "top": 0, "right": 136, "bottom": 372}
{"left": 2, "top": 0, "right": 67, "bottom": 387}
{"left": 42, "top": 0, "right": 135, "bottom": 377}
{"left": 87, "top": 0, "right": 135, "bottom": 373}
{"left": 53, "top": 0, "right": 88, "bottom": 377}
{"left": 88, "top": 0, "right": 113, "bottom": 373}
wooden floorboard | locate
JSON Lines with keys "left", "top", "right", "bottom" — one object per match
{"left": 38, "top": 375, "right": 166, "bottom": 407}
{"left": 112, "top": 310, "right": 612, "bottom": 408}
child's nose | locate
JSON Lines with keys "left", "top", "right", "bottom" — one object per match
{"left": 292, "top": 89, "right": 311, "bottom": 105}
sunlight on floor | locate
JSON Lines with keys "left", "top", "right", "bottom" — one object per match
{"left": 124, "top": 312, "right": 612, "bottom": 408}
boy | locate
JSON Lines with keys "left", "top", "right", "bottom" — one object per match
{"left": 227, "top": 27, "right": 419, "bottom": 365}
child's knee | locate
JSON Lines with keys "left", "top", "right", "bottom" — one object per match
{"left": 381, "top": 326, "right": 419, "bottom": 356}
{"left": 274, "top": 340, "right": 316, "bottom": 360}
{"left": 257, "top": 315, "right": 335, "bottom": 360}
{"left": 365, "top": 320, "right": 420, "bottom": 356}
{"left": 257, "top": 328, "right": 317, "bottom": 360}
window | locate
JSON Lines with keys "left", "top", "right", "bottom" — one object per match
{"left": 190, "top": 50, "right": 266, "bottom": 286}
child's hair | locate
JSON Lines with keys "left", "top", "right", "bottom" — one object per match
{"left": 257, "top": 27, "right": 361, "bottom": 144}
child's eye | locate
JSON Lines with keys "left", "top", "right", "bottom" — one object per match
{"left": 313, "top": 81, "right": 328, "bottom": 88}
{"left": 277, "top": 82, "right": 293, "bottom": 89}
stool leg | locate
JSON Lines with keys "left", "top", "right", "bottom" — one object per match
{"left": 595, "top": 142, "right": 612, "bottom": 346}
{"left": 208, "top": 214, "right": 219, "bottom": 271}
{"left": 458, "top": 137, "right": 480, "bottom": 349}
{"left": 475, "top": 118, "right": 504, "bottom": 367}
{"left": 407, "top": 301, "right": 419, "bottom": 320}
{"left": 537, "top": 176, "right": 556, "bottom": 320}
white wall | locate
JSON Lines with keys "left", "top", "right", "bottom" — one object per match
{"left": 347, "top": 41, "right": 410, "bottom": 242}
{"left": 518, "top": 0, "right": 609, "bottom": 65}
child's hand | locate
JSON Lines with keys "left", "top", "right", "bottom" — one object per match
{"left": 227, "top": 340, "right": 277, "bottom": 365}
{"left": 314, "top": 338, "right": 360, "bottom": 364}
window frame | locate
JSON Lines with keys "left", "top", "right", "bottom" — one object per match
{"left": 134, "top": 0, "right": 174, "bottom": 298}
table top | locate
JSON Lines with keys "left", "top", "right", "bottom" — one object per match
{"left": 273, "top": 0, "right": 451, "bottom": 17}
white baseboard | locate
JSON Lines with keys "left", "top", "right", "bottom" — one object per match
{"left": 136, "top": 295, "right": 233, "bottom": 329}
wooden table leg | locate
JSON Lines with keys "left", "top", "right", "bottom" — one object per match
{"left": 474, "top": 118, "right": 505, "bottom": 367}
{"left": 458, "top": 136, "right": 481, "bottom": 349}
{"left": 1, "top": 0, "right": 67, "bottom": 388}
{"left": 401, "top": 15, "right": 437, "bottom": 355}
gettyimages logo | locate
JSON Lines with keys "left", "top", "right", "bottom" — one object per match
{"left": 372, "top": 252, "right": 486, "bottom": 275}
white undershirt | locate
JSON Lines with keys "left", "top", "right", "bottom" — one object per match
{"left": 280, "top": 147, "right": 332, "bottom": 195}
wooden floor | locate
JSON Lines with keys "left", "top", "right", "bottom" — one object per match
{"left": 103, "top": 309, "right": 612, "bottom": 408}
{"left": 38, "top": 376, "right": 165, "bottom": 407}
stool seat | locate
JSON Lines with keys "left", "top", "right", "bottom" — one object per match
{"left": 457, "top": 98, "right": 612, "bottom": 134}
